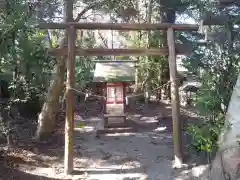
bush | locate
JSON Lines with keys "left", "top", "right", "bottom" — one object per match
{"left": 186, "top": 58, "right": 239, "bottom": 154}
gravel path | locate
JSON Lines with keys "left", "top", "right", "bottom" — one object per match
{"left": 24, "top": 114, "right": 194, "bottom": 180}
{"left": 2, "top": 101, "right": 209, "bottom": 180}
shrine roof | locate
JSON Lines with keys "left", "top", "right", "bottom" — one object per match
{"left": 93, "top": 62, "right": 135, "bottom": 82}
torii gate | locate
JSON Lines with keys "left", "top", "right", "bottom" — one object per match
{"left": 38, "top": 22, "right": 199, "bottom": 174}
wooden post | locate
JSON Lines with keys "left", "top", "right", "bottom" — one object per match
{"left": 167, "top": 27, "right": 183, "bottom": 168}
{"left": 64, "top": 25, "right": 76, "bottom": 174}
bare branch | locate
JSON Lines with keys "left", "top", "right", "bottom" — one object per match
{"left": 74, "top": 2, "right": 105, "bottom": 22}
{"left": 79, "top": 30, "right": 84, "bottom": 45}
{"left": 46, "top": 30, "right": 53, "bottom": 48}
{"left": 219, "top": 0, "right": 240, "bottom": 6}
{"left": 97, "top": 31, "right": 108, "bottom": 47}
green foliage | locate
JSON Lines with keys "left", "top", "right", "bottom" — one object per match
{"left": 0, "top": 0, "right": 97, "bottom": 109}
{"left": 0, "top": 0, "right": 54, "bottom": 114}
{"left": 186, "top": 54, "right": 240, "bottom": 153}
{"left": 186, "top": 112, "right": 225, "bottom": 153}
{"left": 76, "top": 56, "right": 95, "bottom": 88}
{"left": 184, "top": 0, "right": 240, "bottom": 153}
{"left": 75, "top": 31, "right": 96, "bottom": 88}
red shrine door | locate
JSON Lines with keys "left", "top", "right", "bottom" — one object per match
{"left": 106, "top": 83, "right": 125, "bottom": 115}
{"left": 106, "top": 83, "right": 124, "bottom": 104}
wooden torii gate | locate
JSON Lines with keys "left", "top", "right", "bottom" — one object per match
{"left": 39, "top": 22, "right": 199, "bottom": 174}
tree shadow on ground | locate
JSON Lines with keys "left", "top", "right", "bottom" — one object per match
{"left": 0, "top": 99, "right": 209, "bottom": 180}
{"left": 45, "top": 100, "right": 208, "bottom": 178}
{"left": 0, "top": 159, "right": 70, "bottom": 180}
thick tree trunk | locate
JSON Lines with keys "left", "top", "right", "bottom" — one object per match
{"left": 35, "top": 57, "right": 66, "bottom": 140}
{"left": 35, "top": 1, "right": 101, "bottom": 140}
{"left": 200, "top": 74, "right": 240, "bottom": 180}
{"left": 35, "top": 0, "right": 73, "bottom": 140}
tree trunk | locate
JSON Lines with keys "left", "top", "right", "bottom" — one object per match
{"left": 158, "top": 2, "right": 176, "bottom": 101}
{"left": 0, "top": 106, "right": 14, "bottom": 146}
{"left": 35, "top": 0, "right": 74, "bottom": 140}
{"left": 35, "top": 57, "right": 66, "bottom": 140}
{"left": 134, "top": 64, "right": 139, "bottom": 93}
{"left": 134, "top": 1, "right": 140, "bottom": 93}
{"left": 200, "top": 74, "right": 240, "bottom": 180}
{"left": 145, "top": 0, "right": 153, "bottom": 104}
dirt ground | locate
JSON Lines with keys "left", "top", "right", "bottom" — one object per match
{"left": 0, "top": 100, "right": 208, "bottom": 180}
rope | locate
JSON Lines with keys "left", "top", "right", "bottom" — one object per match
{"left": 69, "top": 90, "right": 106, "bottom": 100}
{"left": 65, "top": 79, "right": 177, "bottom": 101}
{"left": 59, "top": 78, "right": 180, "bottom": 111}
